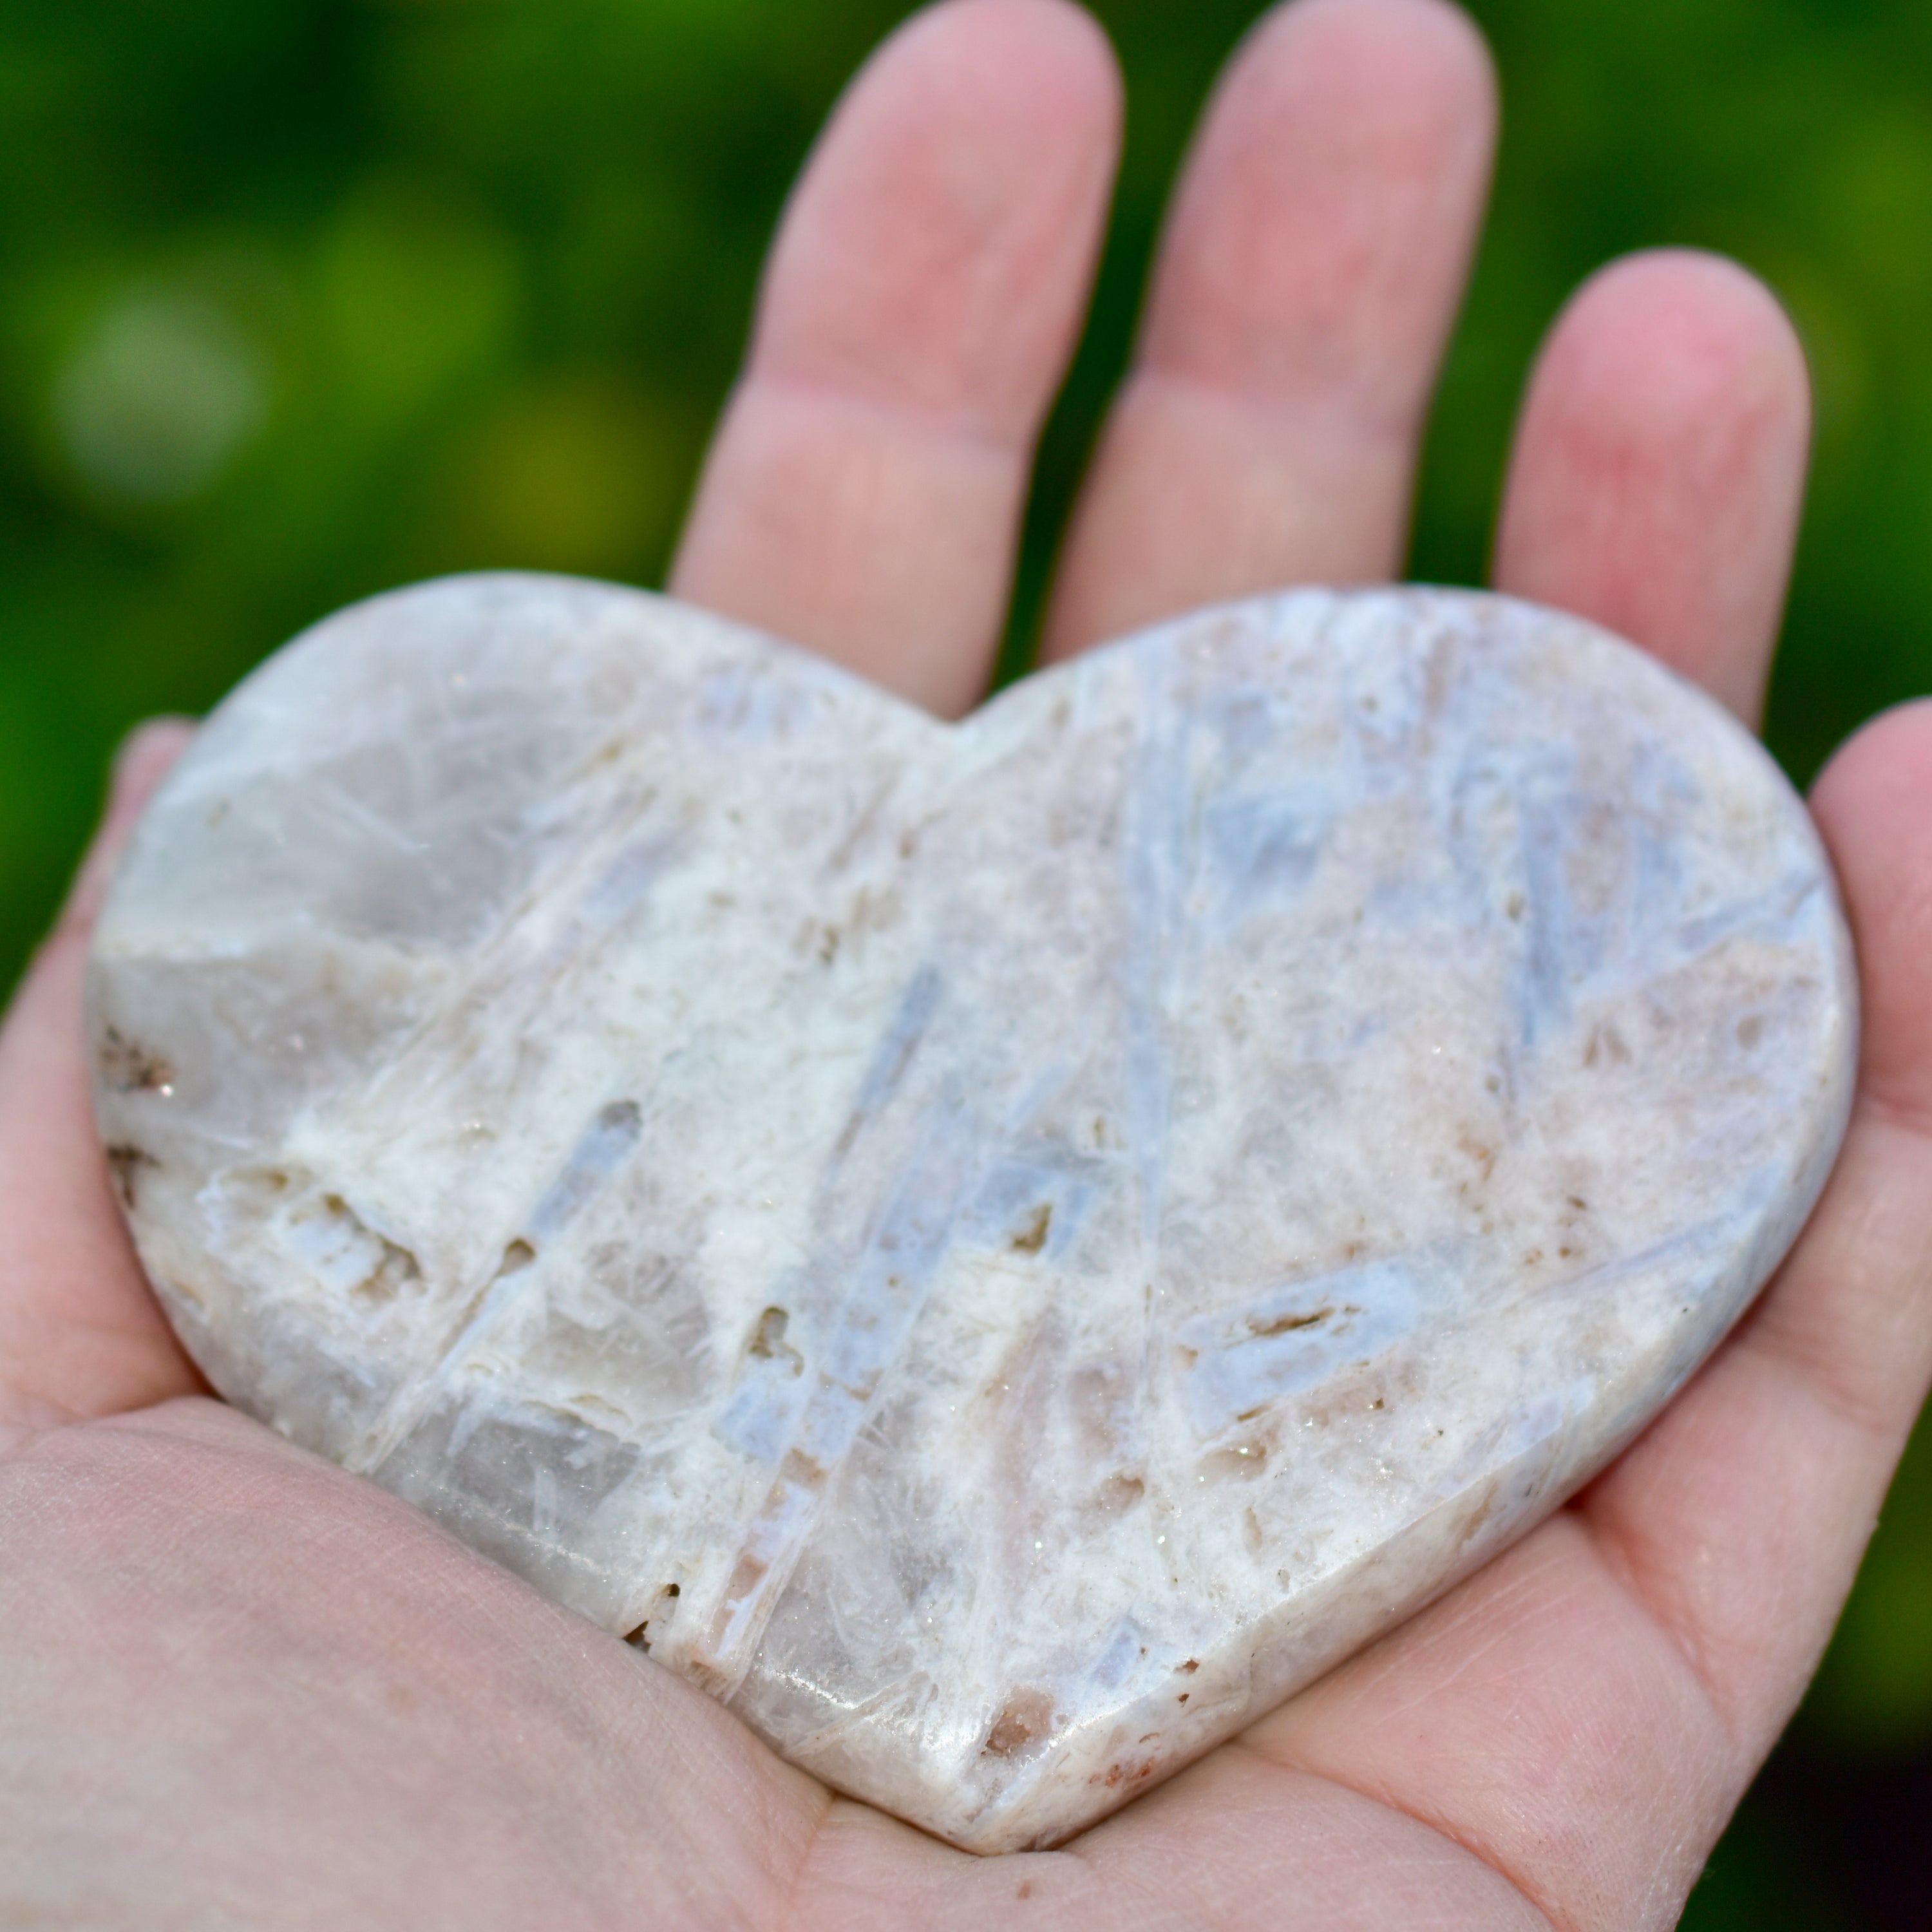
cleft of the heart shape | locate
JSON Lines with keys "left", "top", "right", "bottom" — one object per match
{"left": 90, "top": 573, "right": 1855, "bottom": 1852}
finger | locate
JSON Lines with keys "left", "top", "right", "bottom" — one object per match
{"left": 1580, "top": 701, "right": 1932, "bottom": 1756}
{"left": 670, "top": 0, "right": 1119, "bottom": 716}
{"left": 1042, "top": 0, "right": 1496, "bottom": 659}
{"left": 1492, "top": 249, "right": 1812, "bottom": 723}
{"left": 0, "top": 721, "right": 205, "bottom": 1430}
{"left": 1225, "top": 703, "right": 1932, "bottom": 1931}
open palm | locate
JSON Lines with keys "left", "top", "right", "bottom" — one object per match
{"left": 5, "top": 2, "right": 1931, "bottom": 1924}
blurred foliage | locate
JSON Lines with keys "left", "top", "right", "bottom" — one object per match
{"left": 1810, "top": 1398, "right": 1932, "bottom": 1750}
{"left": 1680, "top": 1804, "right": 1847, "bottom": 1932}
{"left": 3, "top": 1, "right": 1930, "bottom": 1920}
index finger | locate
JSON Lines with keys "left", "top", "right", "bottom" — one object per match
{"left": 671, "top": 0, "right": 1119, "bottom": 715}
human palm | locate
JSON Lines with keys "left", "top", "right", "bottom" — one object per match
{"left": 6, "top": 1, "right": 1931, "bottom": 1924}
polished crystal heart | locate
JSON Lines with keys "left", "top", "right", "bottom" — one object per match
{"left": 90, "top": 575, "right": 1854, "bottom": 1852}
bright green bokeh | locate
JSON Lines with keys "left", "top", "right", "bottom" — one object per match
{"left": 3, "top": 0, "right": 1929, "bottom": 1909}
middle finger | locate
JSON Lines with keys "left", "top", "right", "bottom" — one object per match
{"left": 1043, "top": 0, "right": 1496, "bottom": 660}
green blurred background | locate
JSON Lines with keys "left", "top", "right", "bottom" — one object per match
{"left": 2, "top": 0, "right": 1927, "bottom": 1918}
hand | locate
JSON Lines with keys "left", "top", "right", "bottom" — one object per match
{"left": 5, "top": 1, "right": 1929, "bottom": 1924}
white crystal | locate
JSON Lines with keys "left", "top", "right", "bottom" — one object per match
{"left": 89, "top": 575, "right": 1855, "bottom": 1852}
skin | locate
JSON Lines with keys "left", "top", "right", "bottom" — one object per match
{"left": 3, "top": 0, "right": 1929, "bottom": 1923}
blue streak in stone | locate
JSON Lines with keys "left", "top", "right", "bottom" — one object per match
{"left": 1178, "top": 1259, "right": 1423, "bottom": 1438}
{"left": 363, "top": 1093, "right": 649, "bottom": 1472}
{"left": 1200, "top": 792, "right": 1324, "bottom": 918}
{"left": 835, "top": 966, "right": 943, "bottom": 1160}
{"left": 709, "top": 1080, "right": 983, "bottom": 1690}
{"left": 714, "top": 966, "right": 949, "bottom": 1473}
{"left": 526, "top": 1098, "right": 644, "bottom": 1240}
{"left": 1515, "top": 762, "right": 1582, "bottom": 1052}
{"left": 1119, "top": 649, "right": 1190, "bottom": 1257}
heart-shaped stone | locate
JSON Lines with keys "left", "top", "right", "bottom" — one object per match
{"left": 90, "top": 575, "right": 1853, "bottom": 1852}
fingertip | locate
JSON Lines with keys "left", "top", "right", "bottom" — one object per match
{"left": 1495, "top": 247, "right": 1812, "bottom": 721}
{"left": 1151, "top": 0, "right": 1497, "bottom": 404}
{"left": 1809, "top": 694, "right": 1932, "bottom": 826}
{"left": 1533, "top": 249, "right": 1810, "bottom": 443}
{"left": 759, "top": 0, "right": 1122, "bottom": 432}
{"left": 48, "top": 719, "right": 195, "bottom": 948}
{"left": 109, "top": 717, "right": 195, "bottom": 819}
{"left": 1245, "top": 0, "right": 1497, "bottom": 115}
{"left": 1809, "top": 698, "right": 1932, "bottom": 1118}
{"left": 878, "top": 0, "right": 1123, "bottom": 151}
{"left": 939, "top": 0, "right": 1123, "bottom": 99}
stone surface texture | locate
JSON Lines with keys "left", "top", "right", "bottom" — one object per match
{"left": 90, "top": 575, "right": 1855, "bottom": 1852}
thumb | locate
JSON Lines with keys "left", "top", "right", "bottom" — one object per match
{"left": 0, "top": 719, "right": 207, "bottom": 1430}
